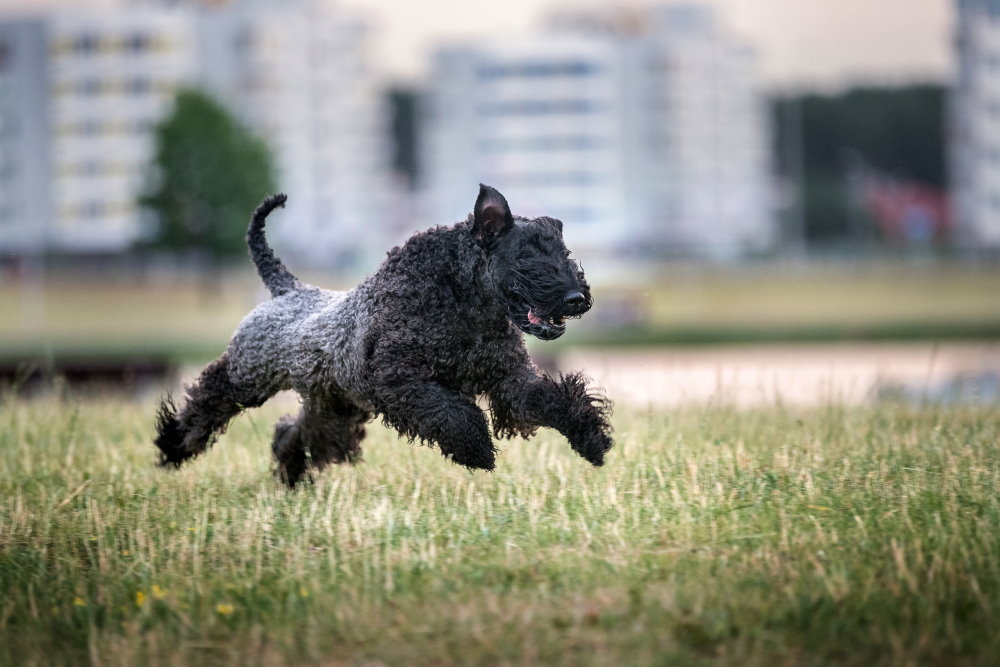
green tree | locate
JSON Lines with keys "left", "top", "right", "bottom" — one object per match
{"left": 773, "top": 84, "right": 946, "bottom": 245}
{"left": 140, "top": 88, "right": 277, "bottom": 262}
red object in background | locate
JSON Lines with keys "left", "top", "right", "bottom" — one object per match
{"left": 865, "top": 182, "right": 951, "bottom": 244}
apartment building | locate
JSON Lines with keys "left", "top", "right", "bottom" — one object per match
{"left": 0, "top": 0, "right": 390, "bottom": 266}
{"left": 421, "top": 4, "right": 774, "bottom": 259}
{"left": 0, "top": 18, "right": 51, "bottom": 254}
{"left": 952, "top": 0, "right": 1000, "bottom": 249}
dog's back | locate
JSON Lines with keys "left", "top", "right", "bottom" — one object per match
{"left": 225, "top": 285, "right": 374, "bottom": 403}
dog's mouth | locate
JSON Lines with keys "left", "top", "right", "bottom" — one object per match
{"left": 512, "top": 305, "right": 585, "bottom": 340}
{"left": 528, "top": 309, "right": 565, "bottom": 327}
{"left": 527, "top": 309, "right": 567, "bottom": 340}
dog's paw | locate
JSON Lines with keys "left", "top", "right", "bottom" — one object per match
{"left": 571, "top": 430, "right": 613, "bottom": 467}
{"left": 446, "top": 443, "right": 497, "bottom": 472}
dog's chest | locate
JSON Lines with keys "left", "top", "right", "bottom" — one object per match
{"left": 436, "top": 325, "right": 523, "bottom": 393}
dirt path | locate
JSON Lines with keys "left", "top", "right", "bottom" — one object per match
{"left": 559, "top": 342, "right": 1000, "bottom": 408}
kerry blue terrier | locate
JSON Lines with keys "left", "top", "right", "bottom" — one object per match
{"left": 154, "top": 184, "right": 613, "bottom": 485}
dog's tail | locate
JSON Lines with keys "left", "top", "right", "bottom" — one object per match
{"left": 247, "top": 193, "right": 302, "bottom": 297}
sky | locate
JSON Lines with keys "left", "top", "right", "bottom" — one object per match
{"left": 1, "top": 0, "right": 954, "bottom": 90}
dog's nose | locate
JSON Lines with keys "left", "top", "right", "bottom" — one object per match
{"left": 564, "top": 291, "right": 587, "bottom": 309}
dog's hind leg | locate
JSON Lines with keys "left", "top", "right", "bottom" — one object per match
{"left": 271, "top": 395, "right": 371, "bottom": 487}
{"left": 272, "top": 413, "right": 308, "bottom": 487}
{"left": 155, "top": 354, "right": 270, "bottom": 468}
{"left": 308, "top": 398, "right": 371, "bottom": 469}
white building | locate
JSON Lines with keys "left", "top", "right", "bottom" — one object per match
{"left": 47, "top": 7, "right": 197, "bottom": 252}
{"left": 0, "top": 18, "right": 52, "bottom": 254}
{"left": 422, "top": 36, "right": 631, "bottom": 254}
{"left": 195, "top": 0, "right": 391, "bottom": 267}
{"left": 0, "top": 0, "right": 391, "bottom": 267}
{"left": 952, "top": 0, "right": 1000, "bottom": 249}
{"left": 421, "top": 4, "right": 773, "bottom": 260}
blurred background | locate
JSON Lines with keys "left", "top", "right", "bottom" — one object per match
{"left": 1, "top": 0, "right": 998, "bottom": 407}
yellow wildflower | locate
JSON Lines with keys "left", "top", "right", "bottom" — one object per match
{"left": 73, "top": 597, "right": 86, "bottom": 607}
{"left": 135, "top": 591, "right": 146, "bottom": 606}
{"left": 216, "top": 603, "right": 235, "bottom": 616}
{"left": 151, "top": 585, "right": 166, "bottom": 600}
{"left": 299, "top": 587, "right": 309, "bottom": 598}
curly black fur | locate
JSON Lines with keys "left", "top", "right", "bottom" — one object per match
{"left": 153, "top": 354, "right": 268, "bottom": 468}
{"left": 153, "top": 184, "right": 614, "bottom": 485}
{"left": 154, "top": 395, "right": 185, "bottom": 467}
{"left": 272, "top": 395, "right": 371, "bottom": 487}
{"left": 489, "top": 370, "right": 613, "bottom": 466}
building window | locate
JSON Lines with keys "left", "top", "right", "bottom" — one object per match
{"left": 130, "top": 118, "right": 153, "bottom": 134}
{"left": 154, "top": 80, "right": 177, "bottom": 95}
{"left": 479, "top": 99, "right": 598, "bottom": 116}
{"left": 73, "top": 33, "right": 100, "bottom": 55}
{"left": 124, "top": 77, "right": 150, "bottom": 95}
{"left": 507, "top": 171, "right": 600, "bottom": 187}
{"left": 234, "top": 27, "right": 256, "bottom": 52}
{"left": 81, "top": 201, "right": 104, "bottom": 219}
{"left": 80, "top": 119, "right": 103, "bottom": 135}
{"left": 478, "top": 61, "right": 599, "bottom": 79}
{"left": 151, "top": 35, "right": 175, "bottom": 53}
{"left": 80, "top": 78, "right": 102, "bottom": 96}
{"left": 123, "top": 33, "right": 149, "bottom": 53}
{"left": 479, "top": 135, "right": 603, "bottom": 153}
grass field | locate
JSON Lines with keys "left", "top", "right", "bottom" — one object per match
{"left": 3, "top": 262, "right": 1000, "bottom": 361}
{"left": 2, "top": 397, "right": 999, "bottom": 665}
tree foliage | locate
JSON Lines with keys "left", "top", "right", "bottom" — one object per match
{"left": 797, "top": 84, "right": 946, "bottom": 187}
{"left": 141, "top": 88, "right": 277, "bottom": 260}
{"left": 773, "top": 84, "right": 946, "bottom": 242}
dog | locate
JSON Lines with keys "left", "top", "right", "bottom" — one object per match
{"left": 155, "top": 184, "right": 613, "bottom": 485}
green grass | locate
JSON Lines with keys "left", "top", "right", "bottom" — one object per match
{"left": 3, "top": 262, "right": 1000, "bottom": 362}
{"left": 636, "top": 263, "right": 1000, "bottom": 330}
{"left": 2, "top": 398, "right": 999, "bottom": 665}
{"left": 0, "top": 278, "right": 258, "bottom": 364}
{"left": 565, "top": 319, "right": 1000, "bottom": 347}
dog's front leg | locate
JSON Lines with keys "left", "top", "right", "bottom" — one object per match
{"left": 490, "top": 369, "right": 613, "bottom": 466}
{"left": 377, "top": 380, "right": 497, "bottom": 471}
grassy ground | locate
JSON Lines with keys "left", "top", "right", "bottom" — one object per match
{"left": 580, "top": 263, "right": 1000, "bottom": 346}
{"left": 3, "top": 262, "right": 1000, "bottom": 362}
{"left": 0, "top": 276, "right": 259, "bottom": 363}
{"left": 2, "top": 397, "right": 998, "bottom": 665}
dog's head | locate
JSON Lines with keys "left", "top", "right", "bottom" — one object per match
{"left": 472, "top": 184, "right": 593, "bottom": 341}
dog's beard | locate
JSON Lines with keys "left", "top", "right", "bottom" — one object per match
{"left": 499, "top": 252, "right": 592, "bottom": 340}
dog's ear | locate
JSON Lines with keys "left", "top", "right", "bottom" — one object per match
{"left": 472, "top": 184, "right": 514, "bottom": 248}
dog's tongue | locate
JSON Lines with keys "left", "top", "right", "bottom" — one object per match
{"left": 527, "top": 310, "right": 542, "bottom": 325}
